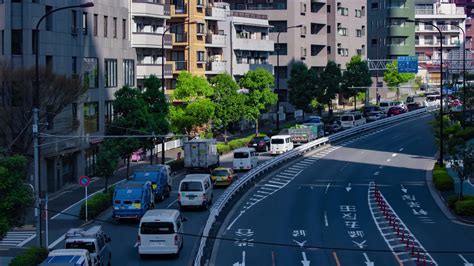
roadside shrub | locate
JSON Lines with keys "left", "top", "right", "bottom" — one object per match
{"left": 455, "top": 199, "right": 474, "bottom": 216}
{"left": 217, "top": 143, "right": 231, "bottom": 154}
{"left": 217, "top": 133, "right": 269, "bottom": 155}
{"left": 455, "top": 127, "right": 474, "bottom": 141}
{"left": 79, "top": 188, "right": 114, "bottom": 220}
{"left": 448, "top": 194, "right": 459, "bottom": 209}
{"left": 0, "top": 216, "right": 9, "bottom": 239}
{"left": 228, "top": 139, "right": 246, "bottom": 150}
{"left": 10, "top": 246, "right": 48, "bottom": 266}
{"left": 432, "top": 165, "right": 454, "bottom": 191}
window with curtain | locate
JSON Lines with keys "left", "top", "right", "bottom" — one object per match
{"left": 105, "top": 59, "right": 117, "bottom": 88}
{"left": 123, "top": 59, "right": 135, "bottom": 86}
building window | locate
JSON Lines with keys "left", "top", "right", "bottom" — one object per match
{"left": 72, "top": 57, "right": 77, "bottom": 74}
{"left": 71, "top": 10, "right": 77, "bottom": 34}
{"left": 104, "top": 16, "right": 108, "bottom": 37}
{"left": 338, "top": 27, "right": 348, "bottom": 36}
{"left": 45, "top": 6, "right": 52, "bottom": 31}
{"left": 84, "top": 102, "right": 99, "bottom": 133}
{"left": 123, "top": 59, "right": 135, "bottom": 86}
{"left": 311, "top": 23, "right": 323, "bottom": 34}
{"left": 337, "top": 48, "right": 349, "bottom": 57}
{"left": 371, "top": 2, "right": 378, "bottom": 10}
{"left": 197, "top": 51, "right": 205, "bottom": 62}
{"left": 105, "top": 59, "right": 117, "bottom": 88}
{"left": 269, "top": 20, "right": 288, "bottom": 32}
{"left": 113, "top": 17, "right": 117, "bottom": 38}
{"left": 327, "top": 25, "right": 331, "bottom": 34}
{"left": 355, "top": 9, "right": 362, "bottom": 18}
{"left": 94, "top": 14, "right": 98, "bottom": 36}
{"left": 356, "top": 29, "right": 362, "bottom": 37}
{"left": 82, "top": 13, "right": 88, "bottom": 35}
{"left": 311, "top": 45, "right": 323, "bottom": 56}
{"left": 356, "top": 49, "right": 362, "bottom": 56}
{"left": 197, "top": 23, "right": 205, "bottom": 34}
{"left": 83, "top": 57, "right": 98, "bottom": 88}
{"left": 371, "top": 38, "right": 377, "bottom": 47}
{"left": 338, "top": 7, "right": 349, "bottom": 16}
{"left": 84, "top": 145, "right": 98, "bottom": 177}
{"left": 105, "top": 100, "right": 114, "bottom": 131}
{"left": 11, "top": 29, "right": 22, "bottom": 55}
{"left": 327, "top": 46, "right": 331, "bottom": 54}
{"left": 327, "top": 5, "right": 331, "bottom": 13}
{"left": 272, "top": 43, "right": 287, "bottom": 55}
{"left": 275, "top": 66, "right": 288, "bottom": 79}
{"left": 46, "top": 55, "right": 53, "bottom": 70}
{"left": 122, "top": 19, "right": 127, "bottom": 39}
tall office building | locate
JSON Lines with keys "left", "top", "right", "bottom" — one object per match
{"left": 367, "top": 0, "right": 416, "bottom": 60}
{"left": 0, "top": 0, "right": 136, "bottom": 192}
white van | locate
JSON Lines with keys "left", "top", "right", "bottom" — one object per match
{"left": 340, "top": 112, "right": 366, "bottom": 129}
{"left": 138, "top": 209, "right": 185, "bottom": 258}
{"left": 233, "top": 147, "right": 258, "bottom": 171}
{"left": 178, "top": 174, "right": 213, "bottom": 210}
{"left": 270, "top": 135, "right": 294, "bottom": 155}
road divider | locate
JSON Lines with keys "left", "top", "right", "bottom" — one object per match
{"left": 194, "top": 107, "right": 435, "bottom": 266}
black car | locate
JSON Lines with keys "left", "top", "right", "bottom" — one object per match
{"left": 362, "top": 106, "right": 382, "bottom": 117}
{"left": 247, "top": 136, "right": 271, "bottom": 152}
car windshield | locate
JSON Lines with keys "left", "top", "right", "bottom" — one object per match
{"left": 66, "top": 241, "right": 96, "bottom": 253}
{"left": 234, "top": 152, "right": 249, "bottom": 158}
{"left": 252, "top": 137, "right": 265, "bottom": 142}
{"left": 380, "top": 102, "right": 389, "bottom": 107}
{"left": 271, "top": 139, "right": 284, "bottom": 144}
{"left": 140, "top": 222, "right": 175, "bottom": 235}
{"left": 180, "top": 181, "right": 203, "bottom": 192}
{"left": 212, "top": 170, "right": 229, "bottom": 176}
{"left": 341, "top": 116, "right": 353, "bottom": 121}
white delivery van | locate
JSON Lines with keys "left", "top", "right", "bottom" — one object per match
{"left": 233, "top": 147, "right": 258, "bottom": 171}
{"left": 178, "top": 174, "right": 213, "bottom": 210}
{"left": 379, "top": 101, "right": 399, "bottom": 112}
{"left": 340, "top": 112, "right": 366, "bottom": 129}
{"left": 138, "top": 209, "right": 185, "bottom": 258}
{"left": 270, "top": 135, "right": 294, "bottom": 155}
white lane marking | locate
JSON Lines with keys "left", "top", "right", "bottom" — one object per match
{"left": 379, "top": 166, "right": 384, "bottom": 169}
{"left": 399, "top": 148, "right": 404, "bottom": 152}
{"left": 253, "top": 194, "right": 265, "bottom": 198}
{"left": 264, "top": 184, "right": 282, "bottom": 188}
{"left": 227, "top": 212, "right": 244, "bottom": 230}
{"left": 260, "top": 186, "right": 276, "bottom": 191}
{"left": 392, "top": 153, "right": 398, "bottom": 157}
{"left": 374, "top": 171, "right": 380, "bottom": 176}
{"left": 386, "top": 159, "right": 391, "bottom": 162}
{"left": 290, "top": 166, "right": 306, "bottom": 170}
{"left": 167, "top": 199, "right": 178, "bottom": 208}
{"left": 285, "top": 169, "right": 300, "bottom": 174}
{"left": 268, "top": 180, "right": 287, "bottom": 186}
{"left": 257, "top": 190, "right": 271, "bottom": 195}
{"left": 325, "top": 183, "right": 331, "bottom": 194}
{"left": 458, "top": 254, "right": 474, "bottom": 266}
{"left": 301, "top": 251, "right": 310, "bottom": 266}
{"left": 17, "top": 234, "right": 37, "bottom": 247}
{"left": 277, "top": 172, "right": 295, "bottom": 177}
{"left": 363, "top": 253, "right": 374, "bottom": 266}
{"left": 324, "top": 211, "right": 329, "bottom": 227}
{"left": 345, "top": 183, "right": 352, "bottom": 192}
{"left": 48, "top": 233, "right": 66, "bottom": 249}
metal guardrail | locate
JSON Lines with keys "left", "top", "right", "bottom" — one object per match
{"left": 193, "top": 107, "right": 436, "bottom": 265}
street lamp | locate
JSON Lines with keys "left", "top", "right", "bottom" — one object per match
{"left": 33, "top": 2, "right": 94, "bottom": 247}
{"left": 406, "top": 19, "right": 444, "bottom": 165}
{"left": 275, "top": 24, "right": 303, "bottom": 131}
{"left": 450, "top": 23, "right": 467, "bottom": 129}
{"left": 160, "top": 21, "right": 196, "bottom": 164}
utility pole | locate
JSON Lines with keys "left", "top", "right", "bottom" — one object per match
{"left": 33, "top": 108, "right": 41, "bottom": 247}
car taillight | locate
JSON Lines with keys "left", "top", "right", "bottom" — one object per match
{"left": 174, "top": 235, "right": 179, "bottom": 246}
{"left": 227, "top": 175, "right": 232, "bottom": 181}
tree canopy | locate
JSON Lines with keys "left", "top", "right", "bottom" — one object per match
{"left": 341, "top": 56, "right": 372, "bottom": 98}
{"left": 288, "top": 62, "right": 317, "bottom": 113}
{"left": 318, "top": 61, "right": 342, "bottom": 110}
{"left": 383, "top": 60, "right": 415, "bottom": 89}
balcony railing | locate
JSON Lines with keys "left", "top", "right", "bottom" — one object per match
{"left": 229, "top": 11, "right": 268, "bottom": 20}
{"left": 173, "top": 33, "right": 187, "bottom": 43}
{"left": 174, "top": 61, "right": 187, "bottom": 71}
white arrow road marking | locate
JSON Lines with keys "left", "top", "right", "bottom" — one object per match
{"left": 353, "top": 240, "right": 367, "bottom": 249}
{"left": 293, "top": 239, "right": 307, "bottom": 247}
{"left": 459, "top": 254, "right": 474, "bottom": 266}
{"left": 346, "top": 183, "right": 352, "bottom": 192}
{"left": 301, "top": 251, "right": 310, "bottom": 266}
{"left": 363, "top": 252, "right": 374, "bottom": 266}
{"left": 233, "top": 251, "right": 246, "bottom": 266}
{"left": 324, "top": 211, "right": 329, "bottom": 227}
{"left": 401, "top": 185, "right": 408, "bottom": 194}
{"left": 325, "top": 182, "right": 331, "bottom": 194}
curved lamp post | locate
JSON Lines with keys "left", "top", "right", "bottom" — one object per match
{"left": 450, "top": 23, "right": 467, "bottom": 129}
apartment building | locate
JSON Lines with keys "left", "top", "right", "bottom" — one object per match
{"left": 415, "top": 1, "right": 466, "bottom": 61}
{"left": 451, "top": 0, "right": 474, "bottom": 53}
{"left": 0, "top": 0, "right": 136, "bottom": 192}
{"left": 367, "top": 0, "right": 416, "bottom": 59}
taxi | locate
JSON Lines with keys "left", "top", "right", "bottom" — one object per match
{"left": 210, "top": 167, "right": 236, "bottom": 186}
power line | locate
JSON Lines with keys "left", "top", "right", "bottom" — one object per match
{"left": 28, "top": 204, "right": 474, "bottom": 254}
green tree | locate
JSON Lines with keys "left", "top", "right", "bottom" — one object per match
{"left": 210, "top": 73, "right": 245, "bottom": 143}
{"left": 383, "top": 60, "right": 415, "bottom": 94}
{"left": 142, "top": 75, "right": 169, "bottom": 164}
{"left": 342, "top": 56, "right": 372, "bottom": 110}
{"left": 108, "top": 86, "right": 149, "bottom": 177}
{"left": 95, "top": 140, "right": 119, "bottom": 193}
{"left": 318, "top": 61, "right": 342, "bottom": 117}
{"left": 451, "top": 142, "right": 474, "bottom": 200}
{"left": 0, "top": 154, "right": 31, "bottom": 237}
{"left": 288, "top": 62, "right": 317, "bottom": 116}
{"left": 239, "top": 68, "right": 277, "bottom": 135}
{"left": 170, "top": 72, "right": 215, "bottom": 137}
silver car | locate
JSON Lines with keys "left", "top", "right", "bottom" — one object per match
{"left": 366, "top": 111, "right": 386, "bottom": 122}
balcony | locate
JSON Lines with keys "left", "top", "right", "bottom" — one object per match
{"left": 172, "top": 33, "right": 188, "bottom": 46}
{"left": 137, "top": 64, "right": 172, "bottom": 79}
{"left": 171, "top": 4, "right": 187, "bottom": 17}
{"left": 234, "top": 62, "right": 273, "bottom": 76}
{"left": 388, "top": 7, "right": 412, "bottom": 18}
{"left": 388, "top": 26, "right": 412, "bottom": 37}
{"left": 234, "top": 37, "right": 274, "bottom": 52}
{"left": 132, "top": 0, "right": 170, "bottom": 19}
{"left": 205, "top": 6, "right": 227, "bottom": 21}
{"left": 132, "top": 32, "right": 172, "bottom": 48}
{"left": 205, "top": 34, "right": 226, "bottom": 47}
{"left": 388, "top": 45, "right": 414, "bottom": 56}
{"left": 172, "top": 61, "right": 187, "bottom": 74}
{"left": 205, "top": 61, "right": 227, "bottom": 74}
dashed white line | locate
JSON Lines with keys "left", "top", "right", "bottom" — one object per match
{"left": 399, "top": 148, "right": 404, "bottom": 152}
{"left": 392, "top": 153, "right": 398, "bottom": 157}
{"left": 374, "top": 171, "right": 380, "bottom": 176}
{"left": 166, "top": 199, "right": 178, "bottom": 208}
{"left": 268, "top": 180, "right": 286, "bottom": 186}
{"left": 264, "top": 184, "right": 282, "bottom": 188}
{"left": 387, "top": 159, "right": 391, "bottom": 162}
{"left": 325, "top": 183, "right": 331, "bottom": 194}
{"left": 324, "top": 211, "right": 329, "bottom": 227}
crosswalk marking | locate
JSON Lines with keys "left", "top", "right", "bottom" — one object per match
{"left": 0, "top": 231, "right": 36, "bottom": 247}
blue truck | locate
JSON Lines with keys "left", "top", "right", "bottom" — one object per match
{"left": 112, "top": 181, "right": 154, "bottom": 221}
{"left": 131, "top": 165, "right": 171, "bottom": 202}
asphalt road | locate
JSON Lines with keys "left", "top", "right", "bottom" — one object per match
{"left": 50, "top": 151, "right": 274, "bottom": 266}
{"left": 210, "top": 114, "right": 474, "bottom": 266}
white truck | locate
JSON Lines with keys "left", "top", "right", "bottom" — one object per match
{"left": 183, "top": 139, "right": 220, "bottom": 172}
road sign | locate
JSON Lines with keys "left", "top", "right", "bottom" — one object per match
{"left": 398, "top": 56, "right": 418, "bottom": 73}
{"left": 79, "top": 176, "right": 90, "bottom": 187}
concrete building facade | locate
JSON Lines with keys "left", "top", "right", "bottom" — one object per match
{"left": 0, "top": 0, "right": 136, "bottom": 192}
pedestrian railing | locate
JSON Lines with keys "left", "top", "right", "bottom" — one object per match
{"left": 194, "top": 107, "right": 436, "bottom": 266}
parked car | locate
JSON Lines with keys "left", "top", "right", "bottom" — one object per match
{"left": 387, "top": 106, "right": 406, "bottom": 117}
{"left": 178, "top": 174, "right": 213, "bottom": 210}
{"left": 210, "top": 167, "right": 236, "bottom": 186}
{"left": 366, "top": 111, "right": 386, "bottom": 122}
{"left": 324, "top": 123, "right": 343, "bottom": 135}
{"left": 362, "top": 106, "right": 382, "bottom": 117}
{"left": 64, "top": 226, "right": 111, "bottom": 266}
{"left": 247, "top": 136, "right": 271, "bottom": 152}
